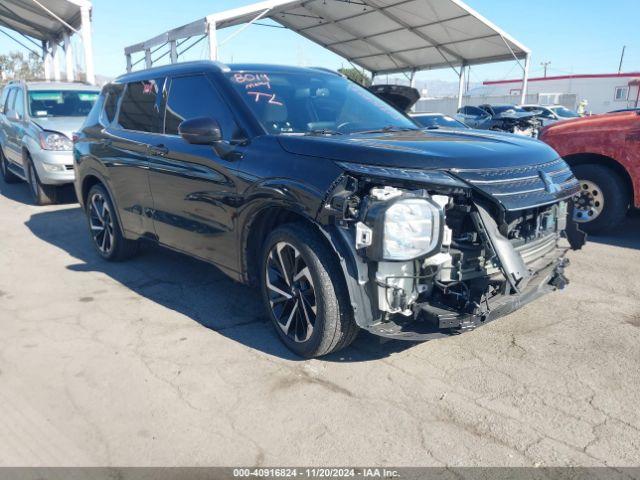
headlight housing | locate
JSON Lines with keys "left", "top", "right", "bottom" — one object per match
{"left": 363, "top": 194, "right": 443, "bottom": 261}
{"left": 383, "top": 198, "right": 442, "bottom": 260}
{"left": 39, "top": 131, "right": 73, "bottom": 151}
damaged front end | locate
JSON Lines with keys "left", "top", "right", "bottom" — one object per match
{"left": 319, "top": 159, "right": 586, "bottom": 341}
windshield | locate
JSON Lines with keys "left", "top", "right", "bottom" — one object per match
{"left": 228, "top": 71, "right": 417, "bottom": 135}
{"left": 28, "top": 90, "right": 99, "bottom": 118}
{"left": 549, "top": 106, "right": 580, "bottom": 118}
{"left": 413, "top": 114, "right": 467, "bottom": 129}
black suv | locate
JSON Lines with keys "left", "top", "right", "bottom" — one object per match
{"left": 74, "top": 61, "right": 585, "bottom": 358}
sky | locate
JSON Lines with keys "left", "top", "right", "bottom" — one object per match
{"left": 1, "top": 0, "right": 639, "bottom": 86}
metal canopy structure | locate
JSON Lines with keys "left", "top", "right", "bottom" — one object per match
{"left": 0, "top": 0, "right": 95, "bottom": 84}
{"left": 124, "top": 0, "right": 531, "bottom": 105}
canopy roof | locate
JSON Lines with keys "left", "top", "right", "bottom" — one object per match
{"left": 126, "top": 0, "right": 530, "bottom": 75}
{"left": 0, "top": 0, "right": 90, "bottom": 42}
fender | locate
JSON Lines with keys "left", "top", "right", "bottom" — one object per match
{"left": 237, "top": 178, "right": 326, "bottom": 280}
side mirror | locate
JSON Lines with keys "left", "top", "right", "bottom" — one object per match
{"left": 7, "top": 111, "right": 20, "bottom": 122}
{"left": 179, "top": 117, "right": 222, "bottom": 145}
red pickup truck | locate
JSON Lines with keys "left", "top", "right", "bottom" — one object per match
{"left": 540, "top": 111, "right": 639, "bottom": 233}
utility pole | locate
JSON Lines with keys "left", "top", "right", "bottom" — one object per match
{"left": 618, "top": 46, "right": 626, "bottom": 73}
{"left": 540, "top": 61, "right": 551, "bottom": 78}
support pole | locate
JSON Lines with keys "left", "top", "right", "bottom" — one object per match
{"left": 43, "top": 41, "right": 52, "bottom": 81}
{"left": 80, "top": 6, "right": 95, "bottom": 84}
{"left": 170, "top": 40, "right": 178, "bottom": 64}
{"left": 457, "top": 63, "right": 466, "bottom": 110}
{"left": 63, "top": 32, "right": 74, "bottom": 82}
{"left": 409, "top": 69, "right": 416, "bottom": 88}
{"left": 52, "top": 42, "right": 61, "bottom": 81}
{"left": 126, "top": 54, "right": 132, "bottom": 73}
{"left": 520, "top": 53, "right": 530, "bottom": 105}
{"left": 208, "top": 20, "right": 218, "bottom": 61}
{"left": 145, "top": 49, "right": 152, "bottom": 69}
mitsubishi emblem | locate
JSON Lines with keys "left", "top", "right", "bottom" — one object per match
{"left": 539, "top": 170, "right": 561, "bottom": 194}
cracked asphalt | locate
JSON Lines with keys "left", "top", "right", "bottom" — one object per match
{"left": 0, "top": 179, "right": 639, "bottom": 467}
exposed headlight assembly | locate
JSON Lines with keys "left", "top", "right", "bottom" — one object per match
{"left": 362, "top": 189, "right": 444, "bottom": 261}
{"left": 39, "top": 131, "right": 73, "bottom": 151}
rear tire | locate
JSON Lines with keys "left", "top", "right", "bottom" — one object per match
{"left": 86, "top": 184, "right": 139, "bottom": 261}
{"left": 26, "top": 156, "right": 58, "bottom": 205}
{"left": 260, "top": 223, "right": 358, "bottom": 358}
{"left": 0, "top": 148, "right": 20, "bottom": 184}
{"left": 571, "top": 164, "right": 629, "bottom": 234}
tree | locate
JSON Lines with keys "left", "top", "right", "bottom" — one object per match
{"left": 0, "top": 51, "right": 44, "bottom": 86}
{"left": 338, "top": 67, "right": 372, "bottom": 87}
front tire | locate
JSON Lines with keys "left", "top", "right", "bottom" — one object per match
{"left": 86, "top": 184, "right": 139, "bottom": 261}
{"left": 571, "top": 164, "right": 629, "bottom": 234}
{"left": 26, "top": 157, "right": 58, "bottom": 205}
{"left": 260, "top": 223, "right": 358, "bottom": 358}
{"left": 0, "top": 148, "right": 20, "bottom": 184}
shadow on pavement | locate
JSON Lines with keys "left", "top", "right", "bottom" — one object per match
{"left": 586, "top": 211, "right": 640, "bottom": 250}
{"left": 0, "top": 178, "right": 77, "bottom": 205}
{"left": 22, "top": 197, "right": 414, "bottom": 362}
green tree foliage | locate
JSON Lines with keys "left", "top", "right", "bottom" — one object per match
{"left": 0, "top": 51, "right": 44, "bottom": 86}
{"left": 338, "top": 67, "right": 372, "bottom": 87}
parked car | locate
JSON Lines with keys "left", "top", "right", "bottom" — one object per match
{"left": 411, "top": 113, "right": 469, "bottom": 129}
{"left": 540, "top": 110, "right": 640, "bottom": 233}
{"left": 0, "top": 81, "right": 100, "bottom": 204}
{"left": 519, "top": 104, "right": 581, "bottom": 126}
{"left": 456, "top": 104, "right": 542, "bottom": 137}
{"left": 74, "top": 62, "right": 584, "bottom": 358}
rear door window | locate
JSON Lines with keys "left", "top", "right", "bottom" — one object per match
{"left": 117, "top": 79, "right": 164, "bottom": 133}
{"left": 164, "top": 74, "right": 237, "bottom": 140}
{"left": 101, "top": 85, "right": 124, "bottom": 126}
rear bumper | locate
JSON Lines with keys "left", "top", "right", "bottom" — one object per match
{"left": 364, "top": 247, "right": 569, "bottom": 341}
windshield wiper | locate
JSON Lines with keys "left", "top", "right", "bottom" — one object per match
{"left": 354, "top": 126, "right": 418, "bottom": 134}
{"left": 304, "top": 129, "right": 343, "bottom": 136}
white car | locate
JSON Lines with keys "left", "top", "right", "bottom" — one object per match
{"left": 519, "top": 104, "right": 581, "bottom": 126}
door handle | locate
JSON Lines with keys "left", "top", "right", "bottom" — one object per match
{"left": 148, "top": 144, "right": 169, "bottom": 157}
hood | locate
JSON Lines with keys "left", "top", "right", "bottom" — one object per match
{"left": 32, "top": 116, "right": 85, "bottom": 139}
{"left": 541, "top": 111, "right": 638, "bottom": 136}
{"left": 277, "top": 129, "right": 558, "bottom": 171}
{"left": 494, "top": 110, "right": 538, "bottom": 121}
{"left": 369, "top": 85, "right": 421, "bottom": 112}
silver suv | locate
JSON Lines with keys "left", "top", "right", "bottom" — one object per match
{"left": 0, "top": 81, "right": 100, "bottom": 204}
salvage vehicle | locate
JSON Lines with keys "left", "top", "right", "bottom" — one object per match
{"left": 540, "top": 110, "right": 640, "bottom": 233}
{"left": 369, "top": 84, "right": 420, "bottom": 113}
{"left": 0, "top": 81, "right": 100, "bottom": 204}
{"left": 74, "top": 62, "right": 585, "bottom": 357}
{"left": 457, "top": 104, "right": 542, "bottom": 137}
{"left": 520, "top": 104, "right": 581, "bottom": 126}
{"left": 411, "top": 113, "right": 469, "bottom": 129}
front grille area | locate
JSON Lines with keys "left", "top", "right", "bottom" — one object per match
{"left": 452, "top": 159, "right": 580, "bottom": 211}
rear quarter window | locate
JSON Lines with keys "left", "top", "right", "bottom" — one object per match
{"left": 0, "top": 88, "right": 8, "bottom": 113}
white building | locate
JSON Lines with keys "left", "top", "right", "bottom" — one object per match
{"left": 478, "top": 72, "right": 640, "bottom": 114}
